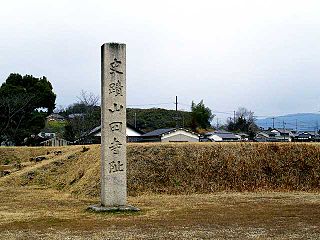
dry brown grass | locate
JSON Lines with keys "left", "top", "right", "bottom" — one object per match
{"left": 0, "top": 145, "right": 83, "bottom": 180}
{"left": 0, "top": 143, "right": 320, "bottom": 197}
{"left": 128, "top": 142, "right": 320, "bottom": 194}
{"left": 0, "top": 186, "right": 320, "bottom": 239}
{"left": 1, "top": 143, "right": 320, "bottom": 239}
{"left": 0, "top": 146, "right": 69, "bottom": 165}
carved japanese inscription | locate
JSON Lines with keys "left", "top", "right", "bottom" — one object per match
{"left": 109, "top": 122, "right": 122, "bottom": 132}
{"left": 109, "top": 137, "right": 122, "bottom": 154}
{"left": 109, "top": 160, "right": 124, "bottom": 173}
{"left": 108, "top": 103, "right": 123, "bottom": 113}
{"left": 101, "top": 43, "right": 127, "bottom": 207}
{"left": 109, "top": 80, "right": 123, "bottom": 96}
{"left": 109, "top": 58, "right": 123, "bottom": 74}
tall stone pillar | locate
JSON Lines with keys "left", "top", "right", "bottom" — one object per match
{"left": 101, "top": 43, "right": 127, "bottom": 206}
{"left": 89, "top": 43, "right": 139, "bottom": 212}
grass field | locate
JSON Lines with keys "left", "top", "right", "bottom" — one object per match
{"left": 1, "top": 186, "right": 320, "bottom": 239}
{"left": 0, "top": 143, "right": 320, "bottom": 239}
{"left": 2, "top": 143, "right": 320, "bottom": 196}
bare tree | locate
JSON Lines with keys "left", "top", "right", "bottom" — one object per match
{"left": 227, "top": 107, "right": 258, "bottom": 139}
{"left": 53, "top": 105, "right": 65, "bottom": 114}
{"left": 77, "top": 90, "right": 100, "bottom": 107}
{"left": 236, "top": 107, "right": 255, "bottom": 121}
{"left": 64, "top": 91, "right": 101, "bottom": 141}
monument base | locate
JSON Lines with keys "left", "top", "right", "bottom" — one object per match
{"left": 87, "top": 204, "right": 140, "bottom": 212}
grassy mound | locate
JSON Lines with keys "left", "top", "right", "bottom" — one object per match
{"left": 0, "top": 146, "right": 65, "bottom": 165}
{"left": 0, "top": 143, "right": 319, "bottom": 197}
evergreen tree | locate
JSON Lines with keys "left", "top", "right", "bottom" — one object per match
{"left": 0, "top": 73, "right": 56, "bottom": 145}
{"left": 190, "top": 100, "right": 214, "bottom": 131}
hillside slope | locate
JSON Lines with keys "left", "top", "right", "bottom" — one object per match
{"left": 127, "top": 108, "right": 192, "bottom": 132}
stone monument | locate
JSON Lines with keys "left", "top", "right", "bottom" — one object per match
{"left": 89, "top": 43, "right": 139, "bottom": 212}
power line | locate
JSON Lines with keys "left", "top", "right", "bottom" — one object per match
{"left": 127, "top": 99, "right": 319, "bottom": 130}
{"left": 127, "top": 102, "right": 173, "bottom": 107}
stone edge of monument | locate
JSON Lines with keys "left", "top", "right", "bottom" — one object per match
{"left": 87, "top": 204, "right": 140, "bottom": 212}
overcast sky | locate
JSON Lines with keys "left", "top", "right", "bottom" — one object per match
{"left": 1, "top": 0, "right": 319, "bottom": 121}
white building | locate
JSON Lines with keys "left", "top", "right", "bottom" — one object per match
{"left": 38, "top": 132, "right": 56, "bottom": 139}
{"left": 141, "top": 128, "right": 199, "bottom": 142}
{"left": 41, "top": 137, "right": 70, "bottom": 146}
{"left": 204, "top": 130, "right": 241, "bottom": 142}
{"left": 82, "top": 124, "right": 144, "bottom": 143}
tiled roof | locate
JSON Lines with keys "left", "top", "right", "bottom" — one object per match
{"left": 142, "top": 128, "right": 176, "bottom": 137}
{"left": 208, "top": 130, "right": 240, "bottom": 140}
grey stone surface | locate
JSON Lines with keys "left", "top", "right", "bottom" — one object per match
{"left": 101, "top": 43, "right": 127, "bottom": 207}
{"left": 87, "top": 204, "right": 140, "bottom": 212}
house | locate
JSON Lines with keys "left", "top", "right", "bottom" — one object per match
{"left": 67, "top": 113, "right": 85, "bottom": 119}
{"left": 237, "top": 132, "right": 249, "bottom": 141}
{"left": 78, "top": 124, "right": 145, "bottom": 144}
{"left": 0, "top": 140, "right": 14, "bottom": 146}
{"left": 270, "top": 129, "right": 294, "bottom": 142}
{"left": 202, "top": 130, "right": 241, "bottom": 142}
{"left": 293, "top": 131, "right": 320, "bottom": 142}
{"left": 40, "top": 137, "right": 70, "bottom": 146}
{"left": 254, "top": 130, "right": 280, "bottom": 142}
{"left": 255, "top": 131, "right": 271, "bottom": 142}
{"left": 38, "top": 132, "right": 56, "bottom": 139}
{"left": 126, "top": 125, "right": 145, "bottom": 142}
{"left": 140, "top": 128, "right": 200, "bottom": 142}
{"left": 254, "top": 128, "right": 294, "bottom": 142}
{"left": 46, "top": 113, "right": 65, "bottom": 122}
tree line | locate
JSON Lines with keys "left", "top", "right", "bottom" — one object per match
{"left": 0, "top": 73, "right": 259, "bottom": 145}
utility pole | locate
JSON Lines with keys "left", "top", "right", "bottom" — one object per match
{"left": 175, "top": 96, "right": 178, "bottom": 112}
{"left": 228, "top": 117, "right": 232, "bottom": 130}
{"left": 182, "top": 114, "right": 184, "bottom": 128}
{"left": 174, "top": 96, "right": 181, "bottom": 128}
{"left": 233, "top": 110, "right": 236, "bottom": 123}
{"left": 283, "top": 121, "right": 286, "bottom": 142}
{"left": 272, "top": 117, "right": 275, "bottom": 129}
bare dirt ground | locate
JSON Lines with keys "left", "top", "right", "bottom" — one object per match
{"left": 1, "top": 186, "right": 320, "bottom": 239}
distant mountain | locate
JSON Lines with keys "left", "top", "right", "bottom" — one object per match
{"left": 256, "top": 113, "right": 320, "bottom": 132}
